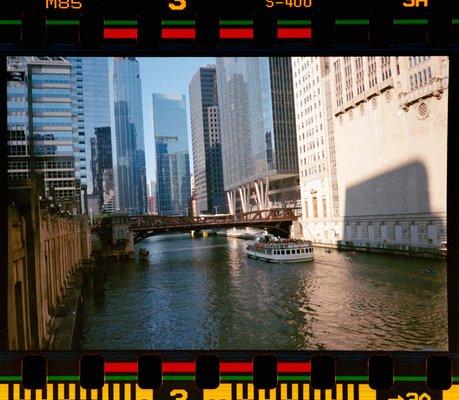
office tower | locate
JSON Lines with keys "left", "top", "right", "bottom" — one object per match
{"left": 77, "top": 58, "right": 110, "bottom": 195}
{"left": 292, "top": 56, "right": 448, "bottom": 250}
{"left": 153, "top": 93, "right": 191, "bottom": 216}
{"left": 216, "top": 57, "right": 299, "bottom": 214}
{"left": 7, "top": 57, "right": 81, "bottom": 213}
{"left": 189, "top": 65, "right": 226, "bottom": 214}
{"left": 91, "top": 127, "right": 115, "bottom": 213}
{"left": 112, "top": 57, "right": 147, "bottom": 214}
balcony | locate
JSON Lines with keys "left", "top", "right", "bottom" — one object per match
{"left": 398, "top": 78, "right": 445, "bottom": 108}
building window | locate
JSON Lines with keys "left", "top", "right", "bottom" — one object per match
{"left": 368, "top": 57, "right": 378, "bottom": 88}
{"left": 410, "top": 224, "right": 419, "bottom": 245}
{"left": 322, "top": 197, "right": 327, "bottom": 218}
{"left": 356, "top": 224, "right": 363, "bottom": 241}
{"left": 395, "top": 224, "right": 403, "bottom": 243}
{"left": 345, "top": 225, "right": 352, "bottom": 241}
{"left": 427, "top": 224, "right": 438, "bottom": 244}
{"left": 304, "top": 200, "right": 309, "bottom": 218}
{"left": 381, "top": 224, "right": 388, "bottom": 242}
{"left": 368, "top": 225, "right": 375, "bottom": 241}
{"left": 312, "top": 196, "right": 318, "bottom": 218}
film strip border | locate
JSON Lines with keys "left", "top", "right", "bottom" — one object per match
{"left": 3, "top": 381, "right": 459, "bottom": 400}
{"left": 1, "top": 354, "right": 459, "bottom": 399}
{"left": 1, "top": 14, "right": 459, "bottom": 50}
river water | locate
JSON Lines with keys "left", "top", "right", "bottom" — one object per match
{"left": 81, "top": 234, "right": 447, "bottom": 350}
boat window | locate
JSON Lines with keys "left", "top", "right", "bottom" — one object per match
{"left": 297, "top": 249, "right": 301, "bottom": 254}
{"left": 281, "top": 250, "right": 285, "bottom": 255}
{"left": 286, "top": 250, "right": 290, "bottom": 255}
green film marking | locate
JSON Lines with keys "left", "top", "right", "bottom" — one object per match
{"left": 220, "top": 20, "right": 253, "bottom": 26}
{"left": 48, "top": 376, "right": 80, "bottom": 381}
{"left": 278, "top": 20, "right": 311, "bottom": 26}
{"left": 394, "top": 19, "right": 428, "bottom": 25}
{"left": 162, "top": 20, "right": 196, "bottom": 26}
{"left": 336, "top": 19, "right": 369, "bottom": 25}
{"left": 164, "top": 375, "right": 195, "bottom": 381}
{"left": 0, "top": 376, "right": 21, "bottom": 382}
{"left": 0, "top": 20, "right": 21, "bottom": 26}
{"left": 279, "top": 375, "right": 310, "bottom": 381}
{"left": 104, "top": 20, "right": 138, "bottom": 26}
{"left": 221, "top": 375, "right": 253, "bottom": 381}
{"left": 395, "top": 376, "right": 426, "bottom": 382}
{"left": 106, "top": 375, "right": 137, "bottom": 381}
{"left": 336, "top": 376, "right": 368, "bottom": 381}
{"left": 452, "top": 19, "right": 459, "bottom": 25}
{"left": 46, "top": 20, "right": 79, "bottom": 26}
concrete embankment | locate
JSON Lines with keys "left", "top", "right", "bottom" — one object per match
{"left": 47, "top": 264, "right": 90, "bottom": 350}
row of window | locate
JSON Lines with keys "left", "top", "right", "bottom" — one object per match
{"left": 409, "top": 68, "right": 432, "bottom": 91}
{"left": 273, "top": 248, "right": 312, "bottom": 256}
{"left": 409, "top": 56, "right": 430, "bottom": 68}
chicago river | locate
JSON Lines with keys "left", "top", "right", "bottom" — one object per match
{"left": 81, "top": 235, "right": 447, "bottom": 351}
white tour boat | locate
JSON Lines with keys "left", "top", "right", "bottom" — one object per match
{"left": 246, "top": 235, "right": 314, "bottom": 263}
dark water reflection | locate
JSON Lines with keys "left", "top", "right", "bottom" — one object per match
{"left": 82, "top": 234, "right": 447, "bottom": 350}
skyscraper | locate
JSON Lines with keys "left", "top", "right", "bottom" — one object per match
{"left": 189, "top": 65, "right": 226, "bottom": 214}
{"left": 91, "top": 127, "right": 115, "bottom": 213}
{"left": 67, "top": 58, "right": 87, "bottom": 212}
{"left": 79, "top": 58, "right": 111, "bottom": 195}
{"left": 153, "top": 93, "right": 191, "bottom": 216}
{"left": 216, "top": 57, "right": 299, "bottom": 214}
{"left": 112, "top": 57, "right": 147, "bottom": 214}
{"left": 6, "top": 57, "right": 81, "bottom": 213}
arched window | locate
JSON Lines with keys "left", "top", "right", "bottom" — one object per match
{"left": 395, "top": 224, "right": 403, "bottom": 243}
{"left": 410, "top": 224, "right": 419, "bottom": 245}
{"left": 427, "top": 224, "right": 438, "bottom": 244}
{"left": 345, "top": 225, "right": 352, "bottom": 240}
{"left": 368, "top": 225, "right": 375, "bottom": 242}
{"left": 381, "top": 224, "right": 388, "bottom": 242}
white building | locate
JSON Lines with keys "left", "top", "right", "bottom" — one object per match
{"left": 292, "top": 56, "right": 448, "bottom": 256}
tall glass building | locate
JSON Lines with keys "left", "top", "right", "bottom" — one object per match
{"left": 216, "top": 57, "right": 299, "bottom": 214}
{"left": 153, "top": 93, "right": 191, "bottom": 216}
{"left": 189, "top": 65, "right": 226, "bottom": 215}
{"left": 112, "top": 57, "right": 147, "bottom": 214}
{"left": 6, "top": 57, "right": 81, "bottom": 213}
{"left": 76, "top": 58, "right": 111, "bottom": 197}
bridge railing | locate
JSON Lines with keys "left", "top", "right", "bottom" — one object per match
{"left": 129, "top": 208, "right": 301, "bottom": 230}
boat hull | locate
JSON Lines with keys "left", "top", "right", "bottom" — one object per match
{"left": 246, "top": 249, "right": 314, "bottom": 263}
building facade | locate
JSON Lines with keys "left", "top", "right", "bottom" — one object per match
{"left": 216, "top": 57, "right": 300, "bottom": 214}
{"left": 153, "top": 93, "right": 191, "bottom": 216}
{"left": 147, "top": 180, "right": 157, "bottom": 214}
{"left": 189, "top": 65, "right": 226, "bottom": 214}
{"left": 7, "top": 57, "right": 82, "bottom": 213}
{"left": 293, "top": 56, "right": 448, "bottom": 253}
{"left": 90, "top": 126, "right": 115, "bottom": 213}
{"left": 77, "top": 58, "right": 111, "bottom": 196}
{"left": 112, "top": 57, "right": 147, "bottom": 214}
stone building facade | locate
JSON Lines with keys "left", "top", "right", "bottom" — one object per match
{"left": 292, "top": 56, "right": 448, "bottom": 257}
{"left": 7, "top": 182, "right": 91, "bottom": 349}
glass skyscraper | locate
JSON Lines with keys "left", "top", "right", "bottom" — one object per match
{"left": 153, "top": 93, "right": 191, "bottom": 216}
{"left": 216, "top": 57, "right": 299, "bottom": 214}
{"left": 6, "top": 56, "right": 81, "bottom": 213}
{"left": 189, "top": 65, "right": 226, "bottom": 215}
{"left": 79, "top": 58, "right": 110, "bottom": 196}
{"left": 112, "top": 57, "right": 147, "bottom": 214}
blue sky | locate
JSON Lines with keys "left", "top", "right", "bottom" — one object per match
{"left": 138, "top": 57, "right": 215, "bottom": 185}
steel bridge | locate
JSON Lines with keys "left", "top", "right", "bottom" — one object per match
{"left": 129, "top": 208, "right": 301, "bottom": 243}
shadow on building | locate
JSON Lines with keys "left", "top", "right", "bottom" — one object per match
{"left": 338, "top": 160, "right": 446, "bottom": 258}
